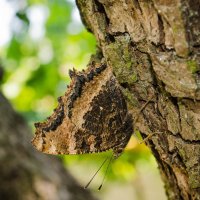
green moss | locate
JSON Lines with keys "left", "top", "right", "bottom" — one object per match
{"left": 178, "top": 149, "right": 186, "bottom": 160}
{"left": 122, "top": 88, "right": 138, "bottom": 107}
{"left": 126, "top": 61, "right": 132, "bottom": 69}
{"left": 189, "top": 173, "right": 200, "bottom": 188}
{"left": 104, "top": 37, "right": 138, "bottom": 85}
{"left": 130, "top": 74, "right": 137, "bottom": 83}
{"left": 172, "top": 26, "right": 179, "bottom": 34}
{"left": 187, "top": 60, "right": 198, "bottom": 73}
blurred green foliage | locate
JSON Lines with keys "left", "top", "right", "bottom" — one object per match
{"left": 1, "top": 0, "right": 96, "bottom": 123}
{"left": 0, "top": 0, "right": 154, "bottom": 184}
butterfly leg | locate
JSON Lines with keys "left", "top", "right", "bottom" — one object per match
{"left": 139, "top": 131, "right": 162, "bottom": 144}
{"left": 133, "top": 94, "right": 155, "bottom": 143}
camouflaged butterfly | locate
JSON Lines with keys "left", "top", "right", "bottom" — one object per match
{"left": 32, "top": 63, "right": 133, "bottom": 158}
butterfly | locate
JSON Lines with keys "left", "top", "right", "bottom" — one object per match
{"left": 32, "top": 63, "right": 133, "bottom": 158}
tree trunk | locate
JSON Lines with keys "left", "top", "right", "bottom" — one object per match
{"left": 76, "top": 0, "right": 200, "bottom": 199}
{"left": 0, "top": 92, "right": 97, "bottom": 200}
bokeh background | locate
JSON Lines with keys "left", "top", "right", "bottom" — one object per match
{"left": 0, "top": 0, "right": 167, "bottom": 199}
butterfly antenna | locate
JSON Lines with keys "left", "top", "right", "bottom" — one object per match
{"left": 98, "top": 153, "right": 113, "bottom": 191}
{"left": 84, "top": 157, "right": 108, "bottom": 189}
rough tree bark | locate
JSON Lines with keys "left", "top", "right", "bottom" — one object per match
{"left": 0, "top": 92, "right": 97, "bottom": 200}
{"left": 76, "top": 0, "right": 200, "bottom": 199}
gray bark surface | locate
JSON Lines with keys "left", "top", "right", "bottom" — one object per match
{"left": 76, "top": 0, "right": 200, "bottom": 199}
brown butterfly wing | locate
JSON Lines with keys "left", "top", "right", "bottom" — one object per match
{"left": 32, "top": 65, "right": 133, "bottom": 157}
